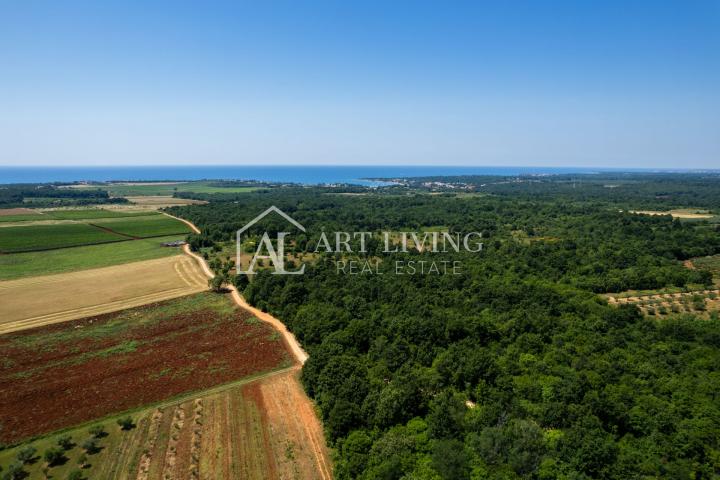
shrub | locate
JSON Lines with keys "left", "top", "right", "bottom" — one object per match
{"left": 67, "top": 470, "right": 84, "bottom": 480}
{"left": 81, "top": 439, "right": 100, "bottom": 455}
{"left": 57, "top": 435, "right": 74, "bottom": 450}
{"left": 88, "top": 425, "right": 105, "bottom": 438}
{"left": 16, "top": 445, "right": 36, "bottom": 464}
{"left": 43, "top": 446, "right": 65, "bottom": 466}
{"left": 693, "top": 298, "right": 706, "bottom": 311}
{"left": 208, "top": 274, "right": 226, "bottom": 292}
{"left": 117, "top": 416, "right": 135, "bottom": 431}
{"left": 1, "top": 462, "right": 26, "bottom": 480}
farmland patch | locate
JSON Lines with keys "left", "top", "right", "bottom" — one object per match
{"left": 72, "top": 181, "right": 260, "bottom": 196}
{"left": 0, "top": 292, "right": 290, "bottom": 444}
{"left": 0, "top": 235, "right": 185, "bottom": 280}
{"left": 0, "top": 208, "right": 40, "bottom": 217}
{"left": 607, "top": 288, "right": 720, "bottom": 318}
{"left": 41, "top": 209, "right": 162, "bottom": 220}
{"left": 629, "top": 208, "right": 716, "bottom": 219}
{"left": 125, "top": 195, "right": 208, "bottom": 207}
{"left": 0, "top": 223, "right": 127, "bottom": 252}
{"left": 0, "top": 370, "right": 329, "bottom": 480}
{"left": 0, "top": 255, "right": 208, "bottom": 333}
{"left": 91, "top": 215, "right": 193, "bottom": 238}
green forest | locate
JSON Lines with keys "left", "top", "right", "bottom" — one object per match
{"left": 0, "top": 184, "right": 126, "bottom": 208}
{"left": 168, "top": 173, "right": 720, "bottom": 479}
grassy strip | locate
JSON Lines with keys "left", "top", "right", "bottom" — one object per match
{"left": 0, "top": 214, "right": 46, "bottom": 223}
{"left": 42, "top": 209, "right": 161, "bottom": 220}
{"left": 0, "top": 235, "right": 185, "bottom": 280}
{"left": 66, "top": 181, "right": 260, "bottom": 196}
{"left": 92, "top": 182, "right": 260, "bottom": 196}
{"left": 91, "top": 215, "right": 193, "bottom": 238}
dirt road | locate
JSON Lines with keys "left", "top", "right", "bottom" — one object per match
{"left": 179, "top": 219, "right": 329, "bottom": 479}
{"left": 182, "top": 244, "right": 309, "bottom": 365}
{"left": 162, "top": 212, "right": 201, "bottom": 233}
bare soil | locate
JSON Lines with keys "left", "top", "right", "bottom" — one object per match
{"left": 630, "top": 209, "right": 715, "bottom": 219}
{"left": 0, "top": 208, "right": 41, "bottom": 216}
{"left": 0, "top": 294, "right": 289, "bottom": 443}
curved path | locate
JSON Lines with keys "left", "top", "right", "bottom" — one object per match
{"left": 163, "top": 211, "right": 201, "bottom": 234}
{"left": 177, "top": 217, "right": 328, "bottom": 479}
{"left": 181, "top": 243, "right": 309, "bottom": 365}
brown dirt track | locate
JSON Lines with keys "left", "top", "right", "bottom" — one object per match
{"left": 182, "top": 244, "right": 309, "bottom": 364}
{"left": 180, "top": 223, "right": 331, "bottom": 478}
{"left": 0, "top": 293, "right": 290, "bottom": 443}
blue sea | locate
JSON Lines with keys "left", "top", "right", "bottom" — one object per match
{"left": 0, "top": 165, "right": 708, "bottom": 186}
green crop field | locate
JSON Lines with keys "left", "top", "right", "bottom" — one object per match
{"left": 74, "top": 182, "right": 261, "bottom": 196}
{"left": 0, "top": 210, "right": 159, "bottom": 223}
{"left": 91, "top": 215, "right": 192, "bottom": 238}
{"left": 0, "top": 224, "right": 127, "bottom": 253}
{"left": 0, "top": 214, "right": 46, "bottom": 223}
{"left": 43, "top": 209, "right": 161, "bottom": 220}
{"left": 0, "top": 235, "right": 185, "bottom": 280}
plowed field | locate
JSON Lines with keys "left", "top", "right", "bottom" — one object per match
{"left": 0, "top": 293, "right": 290, "bottom": 443}
{"left": 0, "top": 369, "right": 330, "bottom": 480}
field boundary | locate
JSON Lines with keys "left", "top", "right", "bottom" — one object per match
{"left": 88, "top": 222, "right": 141, "bottom": 239}
{"left": 6, "top": 365, "right": 297, "bottom": 448}
{"left": 0, "top": 214, "right": 193, "bottom": 253}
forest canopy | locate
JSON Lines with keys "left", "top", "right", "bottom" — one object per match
{"left": 169, "top": 173, "right": 720, "bottom": 479}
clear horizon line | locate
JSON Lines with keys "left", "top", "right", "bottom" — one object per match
{"left": 1, "top": 164, "right": 719, "bottom": 171}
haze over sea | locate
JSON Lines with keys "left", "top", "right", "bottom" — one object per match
{"left": 0, "top": 165, "right": 715, "bottom": 187}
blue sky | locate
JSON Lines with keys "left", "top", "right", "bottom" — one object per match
{"left": 0, "top": 1, "right": 718, "bottom": 168}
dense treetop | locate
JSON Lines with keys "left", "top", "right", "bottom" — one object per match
{"left": 169, "top": 173, "right": 720, "bottom": 479}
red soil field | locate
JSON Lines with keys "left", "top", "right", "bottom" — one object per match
{"left": 0, "top": 293, "right": 289, "bottom": 443}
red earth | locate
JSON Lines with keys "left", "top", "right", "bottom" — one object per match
{"left": 0, "top": 293, "right": 289, "bottom": 443}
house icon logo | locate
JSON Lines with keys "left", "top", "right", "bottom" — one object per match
{"left": 236, "top": 206, "right": 306, "bottom": 275}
